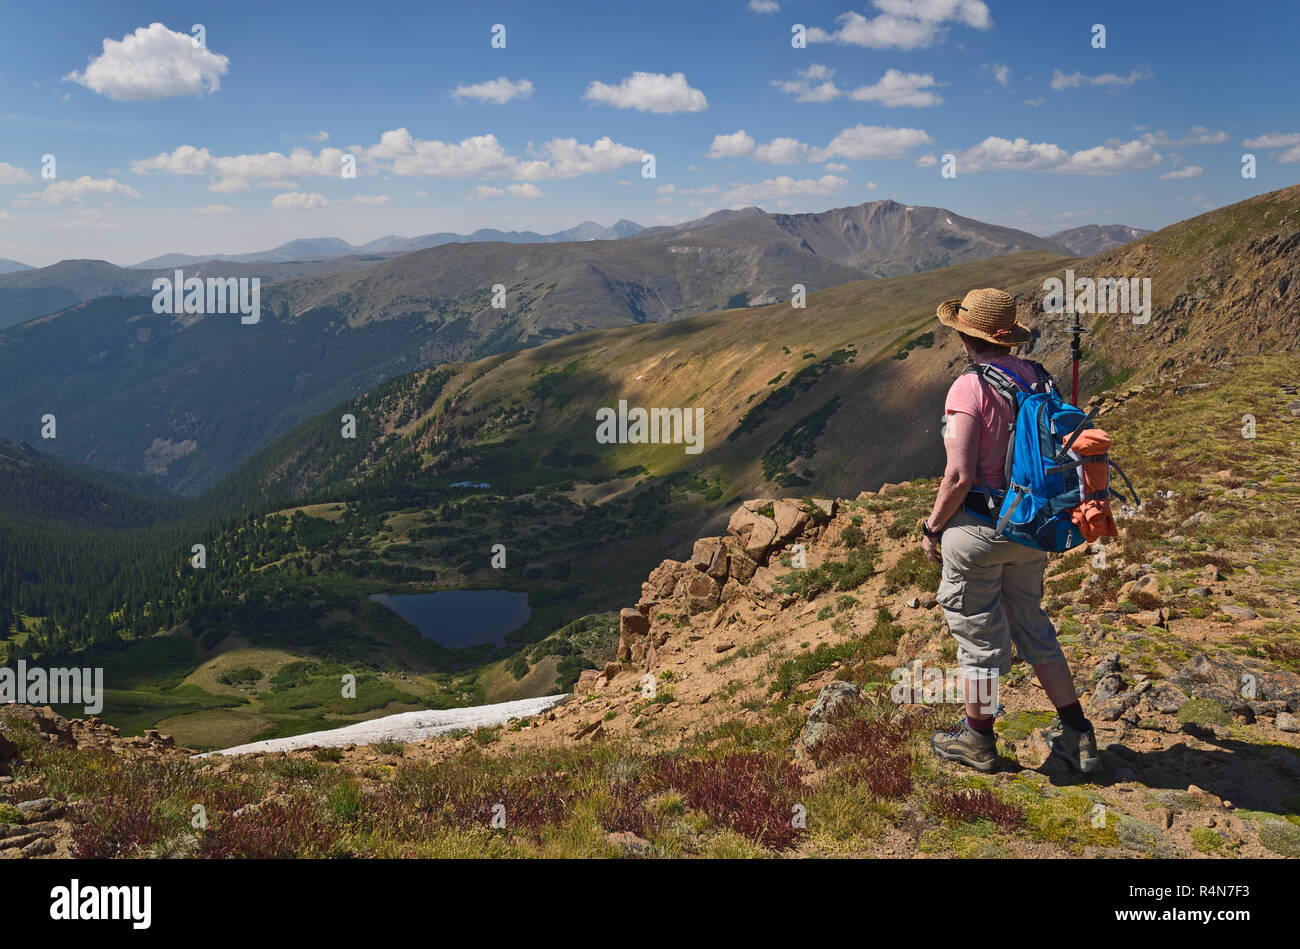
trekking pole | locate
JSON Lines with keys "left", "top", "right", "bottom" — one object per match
{"left": 1068, "top": 308, "right": 1085, "bottom": 407}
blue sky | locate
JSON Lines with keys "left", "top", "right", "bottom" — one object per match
{"left": 1, "top": 0, "right": 1298, "bottom": 266}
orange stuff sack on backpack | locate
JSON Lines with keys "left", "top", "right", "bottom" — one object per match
{"left": 1068, "top": 428, "right": 1117, "bottom": 542}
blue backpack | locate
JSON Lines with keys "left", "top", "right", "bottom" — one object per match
{"left": 961, "top": 360, "right": 1139, "bottom": 553}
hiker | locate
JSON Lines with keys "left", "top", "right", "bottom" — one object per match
{"left": 919, "top": 288, "right": 1099, "bottom": 773}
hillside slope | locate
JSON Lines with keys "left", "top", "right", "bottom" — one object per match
{"left": 3, "top": 354, "right": 1297, "bottom": 859}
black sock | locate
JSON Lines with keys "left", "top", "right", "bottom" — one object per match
{"left": 1056, "top": 701, "right": 1091, "bottom": 733}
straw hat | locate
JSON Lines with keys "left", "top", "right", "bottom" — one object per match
{"left": 936, "top": 288, "right": 1032, "bottom": 346}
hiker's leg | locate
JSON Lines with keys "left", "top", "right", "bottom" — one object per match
{"left": 936, "top": 510, "right": 1012, "bottom": 722}
{"left": 1031, "top": 660, "right": 1079, "bottom": 708}
{"left": 1000, "top": 552, "right": 1072, "bottom": 701}
{"left": 1002, "top": 552, "right": 1095, "bottom": 746}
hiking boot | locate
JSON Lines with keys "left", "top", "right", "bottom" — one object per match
{"left": 1050, "top": 723, "right": 1101, "bottom": 773}
{"left": 930, "top": 720, "right": 998, "bottom": 772}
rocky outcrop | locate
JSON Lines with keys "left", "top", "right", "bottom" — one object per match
{"left": 593, "top": 497, "right": 836, "bottom": 682}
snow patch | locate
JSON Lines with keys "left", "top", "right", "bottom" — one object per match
{"left": 200, "top": 693, "right": 571, "bottom": 757}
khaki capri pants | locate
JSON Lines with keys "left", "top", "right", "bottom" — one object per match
{"left": 936, "top": 508, "right": 1066, "bottom": 676}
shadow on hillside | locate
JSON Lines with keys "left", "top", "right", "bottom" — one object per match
{"left": 1033, "top": 734, "right": 1298, "bottom": 813}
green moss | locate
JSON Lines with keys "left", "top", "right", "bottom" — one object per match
{"left": 1023, "top": 791, "right": 1118, "bottom": 852}
{"left": 995, "top": 710, "right": 1056, "bottom": 741}
{"left": 1258, "top": 819, "right": 1300, "bottom": 857}
{"left": 0, "top": 803, "right": 23, "bottom": 824}
{"left": 1190, "top": 826, "right": 1230, "bottom": 854}
{"left": 1115, "top": 814, "right": 1177, "bottom": 857}
{"left": 1176, "top": 698, "right": 1231, "bottom": 726}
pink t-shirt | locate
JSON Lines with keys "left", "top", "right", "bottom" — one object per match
{"left": 944, "top": 355, "right": 1044, "bottom": 492}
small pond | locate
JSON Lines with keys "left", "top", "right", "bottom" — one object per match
{"left": 369, "top": 590, "right": 530, "bottom": 649}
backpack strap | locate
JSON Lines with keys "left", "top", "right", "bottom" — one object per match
{"left": 960, "top": 362, "right": 1031, "bottom": 503}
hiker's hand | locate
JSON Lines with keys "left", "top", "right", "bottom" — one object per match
{"left": 922, "top": 534, "right": 941, "bottom": 564}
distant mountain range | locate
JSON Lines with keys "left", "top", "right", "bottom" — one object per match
{"left": 0, "top": 258, "right": 31, "bottom": 276}
{"left": 0, "top": 198, "right": 1087, "bottom": 492}
{"left": 1046, "top": 223, "right": 1154, "bottom": 256}
{"left": 129, "top": 219, "right": 646, "bottom": 268}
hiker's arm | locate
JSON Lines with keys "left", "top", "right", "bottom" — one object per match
{"left": 927, "top": 410, "right": 980, "bottom": 531}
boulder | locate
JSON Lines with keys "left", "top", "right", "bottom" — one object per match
{"left": 724, "top": 539, "right": 759, "bottom": 584}
{"left": 771, "top": 499, "right": 810, "bottom": 544}
{"left": 727, "top": 505, "right": 780, "bottom": 563}
{"left": 1142, "top": 682, "right": 1187, "bottom": 714}
{"left": 691, "top": 537, "right": 723, "bottom": 572}
{"left": 15, "top": 798, "right": 64, "bottom": 821}
{"left": 641, "top": 559, "right": 687, "bottom": 601}
{"left": 1219, "top": 604, "right": 1258, "bottom": 622}
{"left": 796, "top": 681, "right": 861, "bottom": 759}
{"left": 575, "top": 669, "right": 601, "bottom": 694}
{"left": 686, "top": 573, "right": 722, "bottom": 614}
{"left": 1093, "top": 674, "right": 1128, "bottom": 703}
{"left": 617, "top": 608, "right": 651, "bottom": 662}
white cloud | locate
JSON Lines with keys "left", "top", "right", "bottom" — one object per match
{"left": 848, "top": 69, "right": 942, "bottom": 107}
{"left": 809, "top": 124, "right": 932, "bottom": 161}
{"left": 307, "top": 131, "right": 330, "bottom": 142}
{"left": 134, "top": 132, "right": 643, "bottom": 193}
{"left": 953, "top": 135, "right": 1163, "bottom": 175}
{"left": 808, "top": 0, "right": 992, "bottom": 50}
{"left": 1157, "top": 165, "right": 1204, "bottom": 180}
{"left": 451, "top": 77, "right": 534, "bottom": 105}
{"left": 1242, "top": 131, "right": 1300, "bottom": 162}
{"left": 1050, "top": 68, "right": 1152, "bottom": 90}
{"left": 270, "top": 191, "right": 329, "bottom": 209}
{"left": 984, "top": 62, "right": 1011, "bottom": 87}
{"left": 706, "top": 130, "right": 757, "bottom": 159}
{"left": 866, "top": 181, "right": 878, "bottom": 190}
{"left": 658, "top": 183, "right": 720, "bottom": 195}
{"left": 774, "top": 65, "right": 941, "bottom": 107}
{"left": 512, "top": 137, "right": 643, "bottom": 180}
{"left": 464, "top": 182, "right": 545, "bottom": 201}
{"left": 358, "top": 129, "right": 514, "bottom": 178}
{"left": 748, "top": 0, "right": 780, "bottom": 11}
{"left": 914, "top": 153, "right": 938, "bottom": 167}
{"left": 719, "top": 174, "right": 848, "bottom": 204}
{"left": 133, "top": 143, "right": 351, "bottom": 192}
{"left": 352, "top": 194, "right": 391, "bottom": 204}
{"left": 1023, "top": 97, "right": 1045, "bottom": 107}
{"left": 1135, "top": 126, "right": 1227, "bottom": 148}
{"left": 15, "top": 176, "right": 141, "bottom": 206}
{"left": 64, "top": 22, "right": 229, "bottom": 101}
{"left": 754, "top": 137, "right": 809, "bottom": 164}
{"left": 824, "top": 162, "right": 850, "bottom": 172}
{"left": 193, "top": 204, "right": 234, "bottom": 214}
{"left": 0, "top": 162, "right": 33, "bottom": 186}
{"left": 773, "top": 64, "right": 842, "bottom": 103}
{"left": 709, "top": 124, "right": 929, "bottom": 164}
{"left": 583, "top": 72, "right": 707, "bottom": 113}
